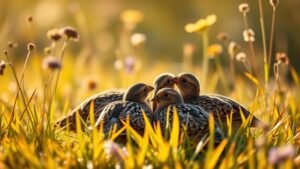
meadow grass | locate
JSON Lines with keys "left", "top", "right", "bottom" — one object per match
{"left": 0, "top": 1, "right": 300, "bottom": 169}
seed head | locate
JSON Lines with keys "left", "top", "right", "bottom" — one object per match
{"left": 85, "top": 78, "right": 98, "bottom": 91}
{"left": 270, "top": 0, "right": 279, "bottom": 7}
{"left": 268, "top": 144, "right": 296, "bottom": 165}
{"left": 42, "top": 56, "right": 62, "bottom": 70}
{"left": 228, "top": 41, "right": 240, "bottom": 57}
{"left": 114, "top": 59, "right": 123, "bottom": 71}
{"left": 3, "top": 50, "right": 8, "bottom": 56}
{"left": 7, "top": 41, "right": 18, "bottom": 49}
{"left": 236, "top": 52, "right": 247, "bottom": 62}
{"left": 183, "top": 43, "right": 196, "bottom": 57}
{"left": 0, "top": 60, "right": 6, "bottom": 76}
{"left": 243, "top": 29, "right": 255, "bottom": 42}
{"left": 27, "top": 15, "right": 33, "bottom": 23}
{"left": 60, "top": 26, "right": 79, "bottom": 41}
{"left": 217, "top": 32, "right": 229, "bottom": 41}
{"left": 276, "top": 52, "right": 289, "bottom": 65}
{"left": 131, "top": 33, "right": 146, "bottom": 47}
{"left": 47, "top": 29, "right": 62, "bottom": 41}
{"left": 27, "top": 43, "right": 35, "bottom": 51}
{"left": 239, "top": 3, "right": 250, "bottom": 13}
{"left": 44, "top": 47, "right": 52, "bottom": 54}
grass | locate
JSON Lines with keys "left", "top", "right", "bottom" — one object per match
{"left": 0, "top": 1, "right": 300, "bottom": 169}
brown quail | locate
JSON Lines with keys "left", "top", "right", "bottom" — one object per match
{"left": 174, "top": 72, "right": 263, "bottom": 129}
{"left": 95, "top": 83, "right": 154, "bottom": 135}
{"left": 152, "top": 88, "right": 223, "bottom": 142}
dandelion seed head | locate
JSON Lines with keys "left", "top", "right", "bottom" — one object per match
{"left": 239, "top": 3, "right": 250, "bottom": 13}
{"left": 236, "top": 52, "right": 247, "bottom": 62}
{"left": 243, "top": 29, "right": 255, "bottom": 42}
{"left": 131, "top": 33, "right": 146, "bottom": 47}
{"left": 228, "top": 41, "right": 240, "bottom": 57}
{"left": 276, "top": 52, "right": 289, "bottom": 65}
{"left": 27, "top": 43, "right": 35, "bottom": 51}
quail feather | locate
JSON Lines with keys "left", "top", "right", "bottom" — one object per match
{"left": 95, "top": 83, "right": 154, "bottom": 135}
{"left": 174, "top": 72, "right": 264, "bottom": 129}
{"left": 152, "top": 88, "right": 224, "bottom": 143}
{"left": 55, "top": 73, "right": 176, "bottom": 131}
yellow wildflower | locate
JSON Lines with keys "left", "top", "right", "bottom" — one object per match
{"left": 207, "top": 44, "right": 223, "bottom": 58}
{"left": 121, "top": 10, "right": 144, "bottom": 25}
{"left": 185, "top": 15, "right": 217, "bottom": 33}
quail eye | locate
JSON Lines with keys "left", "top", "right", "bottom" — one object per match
{"left": 181, "top": 78, "right": 187, "bottom": 83}
{"left": 166, "top": 79, "right": 171, "bottom": 84}
{"left": 143, "top": 88, "right": 147, "bottom": 92}
{"left": 164, "top": 93, "right": 169, "bottom": 97}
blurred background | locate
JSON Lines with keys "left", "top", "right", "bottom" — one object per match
{"left": 0, "top": 0, "right": 299, "bottom": 108}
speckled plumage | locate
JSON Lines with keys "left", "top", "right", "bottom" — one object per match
{"left": 153, "top": 88, "right": 223, "bottom": 142}
{"left": 175, "top": 72, "right": 263, "bottom": 128}
{"left": 95, "top": 83, "right": 154, "bottom": 135}
{"left": 55, "top": 73, "right": 175, "bottom": 131}
{"left": 55, "top": 90, "right": 124, "bottom": 130}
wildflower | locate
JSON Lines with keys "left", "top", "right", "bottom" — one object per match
{"left": 27, "top": 15, "right": 33, "bottom": 22}
{"left": 131, "top": 33, "right": 146, "bottom": 47}
{"left": 44, "top": 47, "right": 52, "bottom": 54}
{"left": 114, "top": 59, "right": 123, "bottom": 70}
{"left": 276, "top": 52, "right": 289, "bottom": 65}
{"left": 236, "top": 52, "right": 247, "bottom": 62}
{"left": 103, "top": 140, "right": 127, "bottom": 161}
{"left": 47, "top": 29, "right": 62, "bottom": 41}
{"left": 0, "top": 60, "right": 6, "bottom": 76}
{"left": 121, "top": 9, "right": 144, "bottom": 30}
{"left": 217, "top": 32, "right": 229, "bottom": 41}
{"left": 124, "top": 56, "right": 135, "bottom": 73}
{"left": 185, "top": 14, "right": 217, "bottom": 33}
{"left": 27, "top": 43, "right": 35, "bottom": 51}
{"left": 60, "top": 26, "right": 80, "bottom": 41}
{"left": 243, "top": 29, "right": 255, "bottom": 42}
{"left": 3, "top": 50, "right": 8, "bottom": 56}
{"left": 239, "top": 3, "right": 250, "bottom": 13}
{"left": 85, "top": 78, "right": 98, "bottom": 90}
{"left": 42, "top": 56, "right": 61, "bottom": 70}
{"left": 228, "top": 41, "right": 240, "bottom": 57}
{"left": 207, "top": 44, "right": 223, "bottom": 58}
{"left": 268, "top": 144, "right": 296, "bottom": 165}
{"left": 270, "top": 0, "right": 279, "bottom": 7}
{"left": 183, "top": 43, "right": 196, "bottom": 57}
{"left": 7, "top": 41, "right": 18, "bottom": 48}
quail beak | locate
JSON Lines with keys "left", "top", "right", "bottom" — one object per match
{"left": 172, "top": 77, "right": 179, "bottom": 84}
{"left": 147, "top": 85, "right": 154, "bottom": 92}
{"left": 151, "top": 95, "right": 158, "bottom": 102}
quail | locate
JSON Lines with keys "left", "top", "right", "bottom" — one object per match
{"left": 55, "top": 73, "right": 176, "bottom": 131}
{"left": 95, "top": 83, "right": 154, "bottom": 135}
{"left": 152, "top": 88, "right": 223, "bottom": 142}
{"left": 174, "top": 72, "right": 263, "bottom": 128}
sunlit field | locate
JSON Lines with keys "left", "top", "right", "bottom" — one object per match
{"left": 0, "top": 0, "right": 299, "bottom": 168}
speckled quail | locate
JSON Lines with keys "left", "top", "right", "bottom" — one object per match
{"left": 55, "top": 73, "right": 176, "bottom": 131}
{"left": 152, "top": 88, "right": 224, "bottom": 142}
{"left": 95, "top": 83, "right": 154, "bottom": 135}
{"left": 174, "top": 72, "right": 263, "bottom": 129}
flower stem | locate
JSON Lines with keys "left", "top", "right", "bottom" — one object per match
{"left": 258, "top": 0, "right": 269, "bottom": 86}
{"left": 268, "top": 7, "right": 277, "bottom": 73}
{"left": 201, "top": 31, "right": 209, "bottom": 89}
